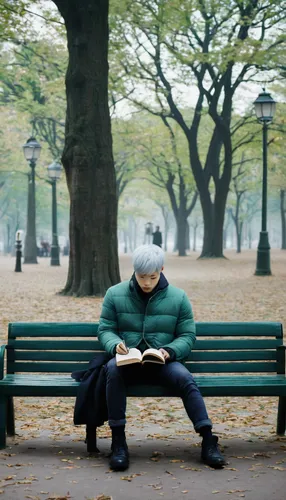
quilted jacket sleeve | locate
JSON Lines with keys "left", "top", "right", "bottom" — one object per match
{"left": 97, "top": 288, "right": 122, "bottom": 356}
{"left": 162, "top": 292, "right": 196, "bottom": 362}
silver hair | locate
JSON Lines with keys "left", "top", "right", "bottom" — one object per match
{"left": 132, "top": 244, "right": 165, "bottom": 274}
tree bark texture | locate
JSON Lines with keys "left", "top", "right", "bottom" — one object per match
{"left": 176, "top": 215, "right": 187, "bottom": 257}
{"left": 235, "top": 222, "right": 243, "bottom": 253}
{"left": 188, "top": 101, "right": 232, "bottom": 259}
{"left": 53, "top": 0, "right": 120, "bottom": 296}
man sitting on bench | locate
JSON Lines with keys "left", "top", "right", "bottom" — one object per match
{"left": 98, "top": 244, "right": 226, "bottom": 471}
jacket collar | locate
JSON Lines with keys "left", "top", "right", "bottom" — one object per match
{"left": 129, "top": 272, "right": 169, "bottom": 300}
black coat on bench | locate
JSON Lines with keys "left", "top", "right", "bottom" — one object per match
{"left": 71, "top": 352, "right": 111, "bottom": 427}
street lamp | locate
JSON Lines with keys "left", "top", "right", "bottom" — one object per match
{"left": 47, "top": 160, "right": 62, "bottom": 266}
{"left": 14, "top": 231, "right": 22, "bottom": 272}
{"left": 22, "top": 137, "right": 41, "bottom": 264}
{"left": 253, "top": 89, "right": 276, "bottom": 276}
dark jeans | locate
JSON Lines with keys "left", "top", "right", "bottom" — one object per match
{"left": 105, "top": 358, "right": 212, "bottom": 432}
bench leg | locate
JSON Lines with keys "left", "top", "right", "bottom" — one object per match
{"left": 6, "top": 397, "right": 15, "bottom": 436}
{"left": 86, "top": 425, "right": 99, "bottom": 453}
{"left": 277, "top": 396, "right": 286, "bottom": 435}
{"left": 0, "top": 395, "right": 7, "bottom": 449}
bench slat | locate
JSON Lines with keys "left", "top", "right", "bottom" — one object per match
{"left": 3, "top": 374, "right": 285, "bottom": 385}
{"left": 7, "top": 340, "right": 102, "bottom": 350}
{"left": 7, "top": 339, "right": 281, "bottom": 351}
{"left": 7, "top": 360, "right": 279, "bottom": 374}
{"left": 11, "top": 351, "right": 103, "bottom": 361}
{"left": 189, "top": 350, "right": 278, "bottom": 361}
{"left": 1, "top": 374, "right": 285, "bottom": 399}
{"left": 184, "top": 362, "right": 278, "bottom": 373}
{"left": 8, "top": 322, "right": 282, "bottom": 338}
{"left": 7, "top": 362, "right": 91, "bottom": 373}
{"left": 196, "top": 322, "right": 282, "bottom": 337}
{"left": 10, "top": 350, "right": 278, "bottom": 362}
{"left": 9, "top": 323, "right": 99, "bottom": 338}
{"left": 194, "top": 339, "right": 281, "bottom": 349}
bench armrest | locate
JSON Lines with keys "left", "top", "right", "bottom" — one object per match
{"left": 0, "top": 345, "right": 6, "bottom": 380}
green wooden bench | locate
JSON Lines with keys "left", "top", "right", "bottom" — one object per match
{"left": 0, "top": 321, "right": 285, "bottom": 451}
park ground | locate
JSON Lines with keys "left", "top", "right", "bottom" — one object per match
{"left": 0, "top": 250, "right": 285, "bottom": 500}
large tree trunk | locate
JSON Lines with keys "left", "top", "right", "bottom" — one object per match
{"left": 281, "top": 189, "right": 286, "bottom": 250}
{"left": 53, "top": 0, "right": 120, "bottom": 296}
{"left": 235, "top": 221, "right": 243, "bottom": 253}
{"left": 192, "top": 125, "right": 231, "bottom": 259}
{"left": 198, "top": 184, "right": 227, "bottom": 258}
{"left": 185, "top": 221, "right": 190, "bottom": 250}
{"left": 176, "top": 213, "right": 188, "bottom": 256}
{"left": 166, "top": 176, "right": 197, "bottom": 257}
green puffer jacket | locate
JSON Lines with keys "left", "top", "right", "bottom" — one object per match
{"left": 97, "top": 280, "right": 196, "bottom": 362}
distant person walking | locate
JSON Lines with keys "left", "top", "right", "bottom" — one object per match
{"left": 145, "top": 222, "right": 153, "bottom": 244}
{"left": 153, "top": 226, "right": 162, "bottom": 248}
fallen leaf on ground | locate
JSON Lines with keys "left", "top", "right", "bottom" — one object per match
{"left": 45, "top": 495, "right": 71, "bottom": 500}
{"left": 120, "top": 474, "right": 139, "bottom": 482}
{"left": 227, "top": 490, "right": 248, "bottom": 494}
{"left": 268, "top": 466, "right": 286, "bottom": 471}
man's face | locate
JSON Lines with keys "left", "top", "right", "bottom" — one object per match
{"left": 135, "top": 268, "right": 163, "bottom": 293}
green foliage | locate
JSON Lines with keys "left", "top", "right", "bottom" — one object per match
{"left": 0, "top": 104, "right": 69, "bottom": 242}
{"left": 0, "top": 38, "right": 67, "bottom": 158}
{"left": 1, "top": 0, "right": 285, "bottom": 252}
{"left": 110, "top": 0, "right": 285, "bottom": 172}
{"left": 0, "top": 0, "right": 64, "bottom": 43}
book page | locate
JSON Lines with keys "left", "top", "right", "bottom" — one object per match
{"left": 116, "top": 348, "right": 142, "bottom": 366}
{"left": 142, "top": 348, "right": 165, "bottom": 364}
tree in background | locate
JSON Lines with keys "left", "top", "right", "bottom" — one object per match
{"left": 2, "top": 0, "right": 120, "bottom": 295}
{"left": 112, "top": 0, "right": 285, "bottom": 258}
{"left": 1, "top": 0, "right": 285, "bottom": 273}
{"left": 0, "top": 106, "right": 70, "bottom": 252}
{"left": 112, "top": 119, "right": 141, "bottom": 199}
{"left": 133, "top": 115, "right": 198, "bottom": 255}
{"left": 0, "top": 40, "right": 66, "bottom": 158}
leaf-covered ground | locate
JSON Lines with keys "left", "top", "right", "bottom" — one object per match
{"left": 0, "top": 250, "right": 285, "bottom": 499}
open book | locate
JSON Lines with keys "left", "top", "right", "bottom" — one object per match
{"left": 116, "top": 347, "right": 165, "bottom": 367}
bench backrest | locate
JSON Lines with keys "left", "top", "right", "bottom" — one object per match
{"left": 6, "top": 321, "right": 284, "bottom": 375}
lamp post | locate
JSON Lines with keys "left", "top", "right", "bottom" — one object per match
{"left": 14, "top": 231, "right": 22, "bottom": 272}
{"left": 47, "top": 160, "right": 62, "bottom": 266}
{"left": 22, "top": 137, "right": 41, "bottom": 264}
{"left": 253, "top": 89, "right": 276, "bottom": 276}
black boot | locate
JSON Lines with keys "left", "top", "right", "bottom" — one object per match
{"left": 109, "top": 434, "right": 129, "bottom": 471}
{"left": 201, "top": 435, "right": 226, "bottom": 469}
